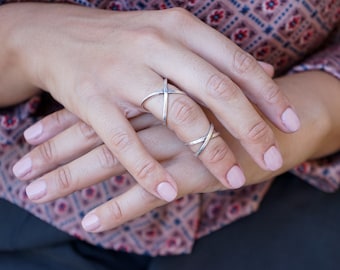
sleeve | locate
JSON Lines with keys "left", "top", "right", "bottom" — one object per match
{"left": 0, "top": 96, "right": 41, "bottom": 147}
{"left": 288, "top": 29, "right": 340, "bottom": 193}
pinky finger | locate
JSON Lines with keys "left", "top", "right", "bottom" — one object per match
{"left": 24, "top": 109, "right": 79, "bottom": 145}
{"left": 81, "top": 184, "right": 164, "bottom": 232}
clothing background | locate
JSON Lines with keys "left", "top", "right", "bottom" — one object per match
{"left": 0, "top": 0, "right": 339, "bottom": 256}
{"left": 1, "top": 173, "right": 340, "bottom": 270}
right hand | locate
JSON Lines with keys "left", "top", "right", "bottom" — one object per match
{"left": 9, "top": 3, "right": 300, "bottom": 202}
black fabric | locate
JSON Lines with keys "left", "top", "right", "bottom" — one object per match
{"left": 1, "top": 173, "right": 340, "bottom": 270}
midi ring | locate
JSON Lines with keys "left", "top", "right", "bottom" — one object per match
{"left": 185, "top": 123, "right": 220, "bottom": 157}
{"left": 141, "top": 78, "right": 185, "bottom": 126}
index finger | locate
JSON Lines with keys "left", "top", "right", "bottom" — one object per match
{"left": 73, "top": 95, "right": 179, "bottom": 203}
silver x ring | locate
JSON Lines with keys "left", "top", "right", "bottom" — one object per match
{"left": 141, "top": 78, "right": 186, "bottom": 126}
{"left": 185, "top": 123, "right": 220, "bottom": 157}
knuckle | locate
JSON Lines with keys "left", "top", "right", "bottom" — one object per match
{"left": 56, "top": 166, "right": 73, "bottom": 191}
{"left": 107, "top": 200, "right": 123, "bottom": 221}
{"left": 78, "top": 121, "right": 97, "bottom": 141}
{"left": 135, "top": 161, "right": 157, "bottom": 181}
{"left": 206, "top": 74, "right": 239, "bottom": 100}
{"left": 263, "top": 83, "right": 281, "bottom": 104}
{"left": 138, "top": 187, "right": 159, "bottom": 206}
{"left": 39, "top": 141, "right": 55, "bottom": 162}
{"left": 233, "top": 50, "right": 257, "bottom": 75}
{"left": 164, "top": 7, "right": 193, "bottom": 26}
{"left": 98, "top": 146, "right": 118, "bottom": 169}
{"left": 51, "top": 110, "right": 65, "bottom": 128}
{"left": 134, "top": 27, "right": 166, "bottom": 51}
{"left": 169, "top": 96, "right": 198, "bottom": 127}
{"left": 205, "top": 142, "right": 231, "bottom": 165}
{"left": 110, "top": 129, "right": 131, "bottom": 152}
{"left": 243, "top": 121, "right": 272, "bottom": 144}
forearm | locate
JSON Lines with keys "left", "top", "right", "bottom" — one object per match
{"left": 0, "top": 3, "right": 41, "bottom": 107}
{"left": 212, "top": 71, "right": 340, "bottom": 185}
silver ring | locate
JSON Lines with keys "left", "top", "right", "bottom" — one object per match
{"left": 185, "top": 123, "right": 219, "bottom": 157}
{"left": 141, "top": 78, "right": 185, "bottom": 126}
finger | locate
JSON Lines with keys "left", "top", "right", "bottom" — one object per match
{"left": 130, "top": 113, "right": 162, "bottom": 131}
{"left": 24, "top": 109, "right": 79, "bottom": 145}
{"left": 13, "top": 121, "right": 102, "bottom": 181}
{"left": 24, "top": 126, "right": 184, "bottom": 202}
{"left": 81, "top": 184, "right": 164, "bottom": 232}
{"left": 81, "top": 152, "right": 222, "bottom": 232}
{"left": 13, "top": 113, "right": 161, "bottom": 181}
{"left": 161, "top": 8, "right": 300, "bottom": 133}
{"left": 257, "top": 61, "right": 275, "bottom": 78}
{"left": 71, "top": 97, "right": 180, "bottom": 202}
{"left": 132, "top": 75, "right": 245, "bottom": 189}
{"left": 140, "top": 34, "right": 282, "bottom": 172}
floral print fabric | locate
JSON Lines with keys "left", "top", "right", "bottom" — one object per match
{"left": 0, "top": 0, "right": 339, "bottom": 256}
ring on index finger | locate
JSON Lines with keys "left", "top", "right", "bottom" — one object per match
{"left": 141, "top": 78, "right": 186, "bottom": 126}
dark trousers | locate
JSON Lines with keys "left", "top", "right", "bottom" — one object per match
{"left": 1, "top": 173, "right": 340, "bottom": 270}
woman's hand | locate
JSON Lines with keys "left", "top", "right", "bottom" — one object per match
{"left": 12, "top": 71, "right": 340, "bottom": 232}
{"left": 6, "top": 3, "right": 300, "bottom": 201}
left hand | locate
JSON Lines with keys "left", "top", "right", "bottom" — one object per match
{"left": 14, "top": 109, "right": 227, "bottom": 232}
{"left": 12, "top": 71, "right": 340, "bottom": 232}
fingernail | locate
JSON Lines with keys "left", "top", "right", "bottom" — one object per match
{"left": 157, "top": 182, "right": 177, "bottom": 202}
{"left": 13, "top": 157, "right": 32, "bottom": 178}
{"left": 226, "top": 165, "right": 246, "bottom": 189}
{"left": 82, "top": 214, "right": 100, "bottom": 232}
{"left": 26, "top": 180, "right": 47, "bottom": 200}
{"left": 264, "top": 146, "right": 283, "bottom": 171}
{"left": 24, "top": 122, "right": 43, "bottom": 141}
{"left": 281, "top": 108, "right": 300, "bottom": 132}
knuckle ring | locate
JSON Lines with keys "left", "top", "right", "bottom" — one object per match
{"left": 141, "top": 78, "right": 185, "bottom": 126}
{"left": 185, "top": 123, "right": 220, "bottom": 157}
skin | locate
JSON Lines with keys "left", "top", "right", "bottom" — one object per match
{"left": 0, "top": 3, "right": 300, "bottom": 202}
{"left": 1, "top": 3, "right": 338, "bottom": 232}
{"left": 12, "top": 71, "right": 340, "bottom": 232}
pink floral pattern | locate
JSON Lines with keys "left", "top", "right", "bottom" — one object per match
{"left": 0, "top": 0, "right": 339, "bottom": 256}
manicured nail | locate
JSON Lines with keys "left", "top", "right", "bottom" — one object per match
{"left": 281, "top": 108, "right": 301, "bottom": 132}
{"left": 82, "top": 214, "right": 100, "bottom": 232}
{"left": 226, "top": 165, "right": 246, "bottom": 189}
{"left": 13, "top": 157, "right": 32, "bottom": 178}
{"left": 264, "top": 146, "right": 283, "bottom": 171}
{"left": 26, "top": 180, "right": 47, "bottom": 200}
{"left": 24, "top": 122, "right": 43, "bottom": 141}
{"left": 157, "top": 182, "right": 177, "bottom": 202}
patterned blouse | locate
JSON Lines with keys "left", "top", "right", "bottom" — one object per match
{"left": 0, "top": 0, "right": 339, "bottom": 256}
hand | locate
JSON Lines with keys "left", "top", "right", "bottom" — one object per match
{"left": 9, "top": 3, "right": 300, "bottom": 201}
{"left": 13, "top": 71, "right": 339, "bottom": 232}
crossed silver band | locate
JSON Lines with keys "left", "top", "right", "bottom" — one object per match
{"left": 141, "top": 78, "right": 186, "bottom": 126}
{"left": 185, "top": 123, "right": 220, "bottom": 157}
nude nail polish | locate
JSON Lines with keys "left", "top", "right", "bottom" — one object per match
{"left": 264, "top": 146, "right": 283, "bottom": 171}
{"left": 26, "top": 181, "right": 47, "bottom": 200}
{"left": 82, "top": 214, "right": 100, "bottom": 232}
{"left": 281, "top": 108, "right": 301, "bottom": 132}
{"left": 12, "top": 157, "right": 32, "bottom": 178}
{"left": 226, "top": 165, "right": 246, "bottom": 189}
{"left": 157, "top": 182, "right": 177, "bottom": 202}
{"left": 24, "top": 122, "right": 43, "bottom": 141}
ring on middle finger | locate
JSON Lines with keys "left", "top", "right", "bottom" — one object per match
{"left": 141, "top": 78, "right": 186, "bottom": 126}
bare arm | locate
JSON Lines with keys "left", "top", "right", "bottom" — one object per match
{"left": 0, "top": 4, "right": 41, "bottom": 107}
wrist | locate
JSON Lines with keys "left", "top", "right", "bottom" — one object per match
{"left": 0, "top": 3, "right": 40, "bottom": 106}
{"left": 4, "top": 3, "right": 43, "bottom": 89}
